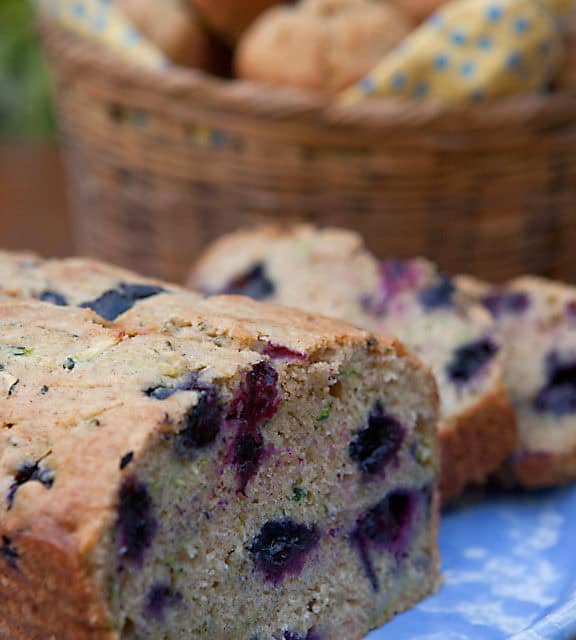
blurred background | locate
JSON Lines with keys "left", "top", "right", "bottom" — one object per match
{"left": 2, "top": 0, "right": 576, "bottom": 284}
{"left": 0, "top": 0, "right": 72, "bottom": 256}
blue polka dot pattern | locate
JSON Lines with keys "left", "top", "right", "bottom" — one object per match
{"left": 360, "top": 76, "right": 377, "bottom": 94}
{"left": 478, "top": 35, "right": 493, "bottom": 50}
{"left": 72, "top": 2, "right": 86, "bottom": 17}
{"left": 435, "top": 53, "right": 450, "bottom": 70}
{"left": 486, "top": 5, "right": 504, "bottom": 22}
{"left": 391, "top": 72, "right": 407, "bottom": 90}
{"left": 514, "top": 17, "right": 531, "bottom": 33}
{"left": 414, "top": 81, "right": 429, "bottom": 97}
{"left": 342, "top": 0, "right": 567, "bottom": 106}
{"left": 451, "top": 30, "right": 468, "bottom": 46}
{"left": 460, "top": 61, "right": 476, "bottom": 77}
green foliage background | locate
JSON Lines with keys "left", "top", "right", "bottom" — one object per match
{"left": 0, "top": 0, "right": 55, "bottom": 138}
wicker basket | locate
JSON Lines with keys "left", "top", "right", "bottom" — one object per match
{"left": 41, "top": 19, "right": 576, "bottom": 284}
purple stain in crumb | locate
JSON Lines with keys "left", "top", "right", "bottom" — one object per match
{"left": 228, "top": 362, "right": 279, "bottom": 427}
{"left": 566, "top": 301, "right": 576, "bottom": 318}
{"left": 174, "top": 391, "right": 223, "bottom": 460}
{"left": 284, "top": 632, "right": 321, "bottom": 640}
{"left": 482, "top": 290, "right": 530, "bottom": 317}
{"left": 38, "top": 290, "right": 68, "bottom": 306}
{"left": 80, "top": 282, "right": 166, "bottom": 321}
{"left": 262, "top": 342, "right": 306, "bottom": 361}
{"left": 116, "top": 477, "right": 157, "bottom": 566}
{"left": 533, "top": 352, "right": 576, "bottom": 416}
{"left": 7, "top": 459, "right": 55, "bottom": 510}
{"left": 231, "top": 431, "right": 265, "bottom": 495}
{"left": 361, "top": 259, "right": 425, "bottom": 316}
{"left": 144, "top": 583, "right": 183, "bottom": 620}
{"left": 349, "top": 402, "right": 405, "bottom": 477}
{"left": 446, "top": 337, "right": 498, "bottom": 385}
{"left": 249, "top": 519, "right": 319, "bottom": 584}
{"left": 418, "top": 275, "right": 455, "bottom": 310}
{"left": 222, "top": 262, "right": 275, "bottom": 301}
{"left": 351, "top": 489, "right": 419, "bottom": 592}
{"left": 226, "top": 362, "right": 279, "bottom": 492}
{"left": 1, "top": 536, "right": 19, "bottom": 570}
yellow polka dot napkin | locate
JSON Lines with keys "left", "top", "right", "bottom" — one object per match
{"left": 341, "top": 0, "right": 574, "bottom": 105}
{"left": 34, "top": 0, "right": 166, "bottom": 68}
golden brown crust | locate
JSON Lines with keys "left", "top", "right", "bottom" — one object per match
{"left": 0, "top": 520, "right": 115, "bottom": 640}
{"left": 440, "top": 383, "right": 517, "bottom": 503}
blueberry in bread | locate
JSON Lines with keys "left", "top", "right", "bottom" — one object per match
{"left": 0, "top": 253, "right": 439, "bottom": 639}
{"left": 459, "top": 275, "right": 576, "bottom": 488}
{"left": 191, "top": 225, "right": 517, "bottom": 501}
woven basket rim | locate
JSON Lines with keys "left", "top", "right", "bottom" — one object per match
{"left": 40, "top": 18, "right": 576, "bottom": 131}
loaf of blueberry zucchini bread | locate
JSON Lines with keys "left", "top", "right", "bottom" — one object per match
{"left": 458, "top": 275, "right": 576, "bottom": 488}
{"left": 0, "top": 255, "right": 440, "bottom": 639}
{"left": 191, "top": 225, "right": 517, "bottom": 501}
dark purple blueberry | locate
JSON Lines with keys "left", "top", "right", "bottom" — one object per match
{"left": 249, "top": 519, "right": 319, "bottom": 584}
{"left": 446, "top": 338, "right": 498, "bottom": 385}
{"left": 116, "top": 477, "right": 157, "bottom": 566}
{"left": 174, "top": 392, "right": 223, "bottom": 460}
{"left": 482, "top": 290, "right": 530, "bottom": 317}
{"left": 566, "top": 301, "right": 576, "bottom": 318}
{"left": 7, "top": 459, "right": 55, "bottom": 510}
{"left": 361, "top": 259, "right": 424, "bottom": 316}
{"left": 38, "top": 290, "right": 68, "bottom": 306}
{"left": 144, "top": 583, "right": 183, "bottom": 620}
{"left": 226, "top": 362, "right": 279, "bottom": 492}
{"left": 349, "top": 402, "right": 405, "bottom": 477}
{"left": 418, "top": 276, "right": 455, "bottom": 310}
{"left": 223, "top": 263, "right": 275, "bottom": 301}
{"left": 119, "top": 452, "right": 134, "bottom": 470}
{"left": 120, "top": 283, "right": 166, "bottom": 300}
{"left": 284, "top": 632, "right": 321, "bottom": 640}
{"left": 1, "top": 536, "right": 19, "bottom": 570}
{"left": 80, "top": 282, "right": 165, "bottom": 321}
{"left": 351, "top": 490, "right": 418, "bottom": 592}
{"left": 262, "top": 342, "right": 306, "bottom": 361}
{"left": 80, "top": 289, "right": 132, "bottom": 321}
{"left": 232, "top": 431, "right": 264, "bottom": 495}
{"left": 533, "top": 352, "right": 576, "bottom": 416}
{"left": 228, "top": 362, "right": 279, "bottom": 428}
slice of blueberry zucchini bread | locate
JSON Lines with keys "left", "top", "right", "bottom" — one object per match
{"left": 0, "top": 273, "right": 439, "bottom": 638}
{"left": 191, "top": 225, "right": 517, "bottom": 502}
{"left": 459, "top": 275, "right": 576, "bottom": 488}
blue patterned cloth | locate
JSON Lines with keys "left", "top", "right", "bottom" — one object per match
{"left": 342, "top": 0, "right": 575, "bottom": 105}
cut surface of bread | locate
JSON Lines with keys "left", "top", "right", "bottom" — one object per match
{"left": 0, "top": 252, "right": 439, "bottom": 639}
